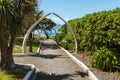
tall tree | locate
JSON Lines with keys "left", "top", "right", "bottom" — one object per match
{"left": 0, "top": 0, "right": 38, "bottom": 67}
{"left": 0, "top": 0, "right": 17, "bottom": 67}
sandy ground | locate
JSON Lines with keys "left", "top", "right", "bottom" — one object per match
{"left": 14, "top": 39, "right": 89, "bottom": 80}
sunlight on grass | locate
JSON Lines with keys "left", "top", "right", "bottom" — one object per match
{"left": 0, "top": 72, "right": 13, "bottom": 80}
{"left": 13, "top": 37, "right": 40, "bottom": 53}
{"left": 13, "top": 46, "right": 38, "bottom": 53}
{"left": 0, "top": 72, "right": 21, "bottom": 80}
{"left": 0, "top": 66, "right": 30, "bottom": 80}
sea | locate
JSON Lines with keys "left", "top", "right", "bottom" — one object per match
{"left": 33, "top": 24, "right": 62, "bottom": 36}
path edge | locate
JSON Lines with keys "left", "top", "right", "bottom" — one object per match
{"left": 16, "top": 63, "right": 36, "bottom": 80}
{"left": 58, "top": 45, "right": 99, "bottom": 80}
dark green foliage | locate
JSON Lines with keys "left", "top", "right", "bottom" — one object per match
{"left": 55, "top": 24, "right": 75, "bottom": 50}
{"left": 90, "top": 47, "right": 120, "bottom": 71}
{"left": 55, "top": 8, "right": 120, "bottom": 71}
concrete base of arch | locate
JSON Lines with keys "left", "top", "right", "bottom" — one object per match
{"left": 22, "top": 13, "right": 78, "bottom": 54}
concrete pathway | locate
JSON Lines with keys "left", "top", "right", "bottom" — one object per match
{"left": 14, "top": 39, "right": 89, "bottom": 80}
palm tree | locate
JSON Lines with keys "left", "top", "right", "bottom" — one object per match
{"left": 0, "top": 0, "right": 38, "bottom": 67}
{"left": 0, "top": 0, "right": 17, "bottom": 67}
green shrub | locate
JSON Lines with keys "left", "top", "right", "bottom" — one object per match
{"left": 55, "top": 25, "right": 75, "bottom": 50}
{"left": 90, "top": 47, "right": 120, "bottom": 71}
{"left": 60, "top": 35, "right": 75, "bottom": 50}
{"left": 55, "top": 8, "right": 120, "bottom": 53}
{"left": 54, "top": 8, "right": 120, "bottom": 71}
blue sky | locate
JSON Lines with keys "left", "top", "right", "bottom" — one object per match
{"left": 39, "top": 0, "right": 120, "bottom": 24}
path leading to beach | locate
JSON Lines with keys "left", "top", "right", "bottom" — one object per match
{"left": 14, "top": 39, "right": 89, "bottom": 80}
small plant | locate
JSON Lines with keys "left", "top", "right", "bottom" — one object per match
{"left": 90, "top": 47, "right": 120, "bottom": 71}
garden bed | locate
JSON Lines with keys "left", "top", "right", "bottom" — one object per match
{"left": 73, "top": 52, "right": 119, "bottom": 80}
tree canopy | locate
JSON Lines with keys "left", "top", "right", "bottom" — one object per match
{"left": 0, "top": 0, "right": 38, "bottom": 67}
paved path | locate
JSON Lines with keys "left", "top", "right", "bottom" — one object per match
{"left": 14, "top": 39, "right": 89, "bottom": 80}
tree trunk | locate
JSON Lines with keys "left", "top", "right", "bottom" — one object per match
{"left": 0, "top": 34, "right": 7, "bottom": 67}
{"left": 0, "top": 33, "right": 15, "bottom": 68}
{"left": 44, "top": 31, "right": 49, "bottom": 39}
{"left": 29, "top": 32, "right": 33, "bottom": 52}
{"left": 7, "top": 36, "right": 15, "bottom": 66}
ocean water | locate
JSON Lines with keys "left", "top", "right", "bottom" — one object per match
{"left": 33, "top": 24, "right": 62, "bottom": 36}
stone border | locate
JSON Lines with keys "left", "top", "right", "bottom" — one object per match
{"left": 16, "top": 63, "right": 36, "bottom": 80}
{"left": 59, "top": 46, "right": 99, "bottom": 80}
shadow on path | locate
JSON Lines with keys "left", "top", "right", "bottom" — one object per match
{"left": 41, "top": 43, "right": 60, "bottom": 49}
{"left": 39, "top": 54, "right": 63, "bottom": 59}
{"left": 35, "top": 71, "right": 88, "bottom": 80}
{"left": 14, "top": 54, "right": 69, "bottom": 59}
{"left": 29, "top": 54, "right": 69, "bottom": 59}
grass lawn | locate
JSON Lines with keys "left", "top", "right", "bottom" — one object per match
{"left": 13, "top": 37, "right": 40, "bottom": 53}
{"left": 13, "top": 45, "right": 39, "bottom": 53}
{"left": 0, "top": 65, "right": 31, "bottom": 80}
